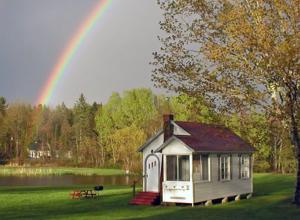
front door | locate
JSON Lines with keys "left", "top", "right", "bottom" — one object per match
{"left": 145, "top": 154, "right": 160, "bottom": 192}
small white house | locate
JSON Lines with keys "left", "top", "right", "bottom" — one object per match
{"left": 28, "top": 142, "right": 51, "bottom": 159}
{"left": 136, "top": 114, "right": 255, "bottom": 206}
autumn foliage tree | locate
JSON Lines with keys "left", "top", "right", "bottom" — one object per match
{"left": 152, "top": 0, "right": 300, "bottom": 204}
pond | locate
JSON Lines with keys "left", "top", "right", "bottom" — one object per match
{"left": 0, "top": 175, "right": 141, "bottom": 187}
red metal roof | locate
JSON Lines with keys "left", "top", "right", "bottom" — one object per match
{"left": 174, "top": 121, "right": 255, "bottom": 152}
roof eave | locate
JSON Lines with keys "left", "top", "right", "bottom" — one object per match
{"left": 154, "top": 136, "right": 195, "bottom": 153}
{"left": 191, "top": 149, "right": 256, "bottom": 153}
{"left": 137, "top": 129, "right": 163, "bottom": 152}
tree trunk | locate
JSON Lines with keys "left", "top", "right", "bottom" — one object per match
{"left": 101, "top": 144, "right": 105, "bottom": 167}
{"left": 290, "top": 100, "right": 300, "bottom": 205}
{"left": 75, "top": 137, "right": 79, "bottom": 165}
{"left": 278, "top": 139, "right": 283, "bottom": 173}
{"left": 292, "top": 123, "right": 300, "bottom": 205}
{"left": 16, "top": 138, "right": 19, "bottom": 165}
{"left": 274, "top": 137, "right": 278, "bottom": 172}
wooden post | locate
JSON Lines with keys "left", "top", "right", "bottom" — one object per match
{"left": 132, "top": 180, "right": 136, "bottom": 197}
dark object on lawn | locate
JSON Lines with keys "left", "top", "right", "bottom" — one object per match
{"left": 94, "top": 185, "right": 104, "bottom": 191}
{"left": 94, "top": 185, "right": 104, "bottom": 197}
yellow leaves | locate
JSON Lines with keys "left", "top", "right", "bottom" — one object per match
{"left": 154, "top": 0, "right": 299, "bottom": 116}
{"left": 205, "top": 42, "right": 224, "bottom": 61}
{"left": 109, "top": 125, "right": 146, "bottom": 172}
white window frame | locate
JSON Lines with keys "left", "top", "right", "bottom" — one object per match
{"left": 240, "top": 155, "right": 250, "bottom": 179}
{"left": 192, "top": 154, "right": 211, "bottom": 183}
{"left": 220, "top": 155, "right": 231, "bottom": 181}
{"left": 166, "top": 154, "right": 190, "bottom": 182}
{"left": 199, "top": 154, "right": 211, "bottom": 182}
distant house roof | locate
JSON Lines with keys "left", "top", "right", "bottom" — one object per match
{"left": 157, "top": 121, "right": 255, "bottom": 153}
{"left": 28, "top": 142, "right": 38, "bottom": 151}
{"left": 28, "top": 141, "right": 51, "bottom": 151}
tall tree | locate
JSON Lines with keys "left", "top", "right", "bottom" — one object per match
{"left": 56, "top": 103, "right": 74, "bottom": 160}
{"left": 120, "top": 88, "right": 159, "bottom": 133}
{"left": 152, "top": 0, "right": 300, "bottom": 204}
{"left": 0, "top": 97, "right": 7, "bottom": 117}
{"left": 73, "top": 94, "right": 96, "bottom": 164}
{"left": 0, "top": 97, "right": 8, "bottom": 159}
{"left": 111, "top": 125, "right": 146, "bottom": 172}
{"left": 5, "top": 104, "right": 33, "bottom": 163}
{"left": 95, "top": 92, "right": 122, "bottom": 166}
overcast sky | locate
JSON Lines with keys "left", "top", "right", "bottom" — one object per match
{"left": 0, "top": 0, "right": 165, "bottom": 106}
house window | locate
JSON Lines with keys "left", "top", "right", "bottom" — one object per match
{"left": 219, "top": 155, "right": 231, "bottom": 181}
{"left": 240, "top": 155, "right": 250, "bottom": 179}
{"left": 193, "top": 154, "right": 210, "bottom": 181}
{"left": 178, "top": 155, "right": 190, "bottom": 181}
{"left": 166, "top": 155, "right": 190, "bottom": 181}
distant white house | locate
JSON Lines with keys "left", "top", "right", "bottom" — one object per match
{"left": 131, "top": 114, "right": 255, "bottom": 206}
{"left": 28, "top": 142, "right": 72, "bottom": 160}
{"left": 28, "top": 142, "right": 51, "bottom": 159}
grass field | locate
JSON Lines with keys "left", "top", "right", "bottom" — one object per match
{"left": 0, "top": 166, "right": 125, "bottom": 176}
{"left": 0, "top": 173, "right": 300, "bottom": 219}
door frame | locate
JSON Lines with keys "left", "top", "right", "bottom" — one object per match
{"left": 144, "top": 153, "right": 160, "bottom": 192}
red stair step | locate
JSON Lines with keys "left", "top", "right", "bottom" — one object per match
{"left": 129, "top": 192, "right": 161, "bottom": 206}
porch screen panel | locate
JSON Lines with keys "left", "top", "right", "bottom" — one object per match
{"left": 178, "top": 155, "right": 190, "bottom": 181}
{"left": 193, "top": 154, "right": 201, "bottom": 180}
{"left": 166, "top": 155, "right": 177, "bottom": 181}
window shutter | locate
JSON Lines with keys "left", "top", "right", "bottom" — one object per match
{"left": 217, "top": 154, "right": 220, "bottom": 181}
{"left": 238, "top": 154, "right": 241, "bottom": 179}
{"left": 230, "top": 154, "right": 233, "bottom": 180}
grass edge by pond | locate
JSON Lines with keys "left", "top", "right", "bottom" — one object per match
{"left": 0, "top": 166, "right": 127, "bottom": 176}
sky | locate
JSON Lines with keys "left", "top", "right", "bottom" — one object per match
{"left": 0, "top": 0, "right": 165, "bottom": 106}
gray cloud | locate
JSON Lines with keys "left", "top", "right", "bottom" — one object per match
{"left": 0, "top": 0, "right": 164, "bottom": 106}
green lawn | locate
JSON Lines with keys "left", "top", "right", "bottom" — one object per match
{"left": 0, "top": 173, "right": 299, "bottom": 220}
{"left": 0, "top": 166, "right": 125, "bottom": 176}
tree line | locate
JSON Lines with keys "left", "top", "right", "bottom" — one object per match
{"left": 0, "top": 88, "right": 296, "bottom": 173}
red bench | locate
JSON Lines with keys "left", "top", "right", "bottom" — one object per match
{"left": 70, "top": 190, "right": 81, "bottom": 199}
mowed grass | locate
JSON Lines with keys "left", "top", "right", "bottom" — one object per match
{"left": 0, "top": 173, "right": 300, "bottom": 220}
{"left": 0, "top": 166, "right": 125, "bottom": 176}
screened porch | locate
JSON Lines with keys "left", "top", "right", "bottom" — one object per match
{"left": 164, "top": 153, "right": 210, "bottom": 183}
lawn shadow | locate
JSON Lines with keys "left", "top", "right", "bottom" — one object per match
{"left": 124, "top": 195, "right": 300, "bottom": 220}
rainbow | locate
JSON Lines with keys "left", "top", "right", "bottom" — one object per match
{"left": 36, "top": 0, "right": 112, "bottom": 105}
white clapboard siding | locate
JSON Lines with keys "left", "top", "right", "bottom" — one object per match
{"left": 194, "top": 154, "right": 253, "bottom": 203}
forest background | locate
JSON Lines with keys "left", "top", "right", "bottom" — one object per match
{"left": 0, "top": 88, "right": 295, "bottom": 174}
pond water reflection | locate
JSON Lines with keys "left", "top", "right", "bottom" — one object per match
{"left": 0, "top": 175, "right": 141, "bottom": 186}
